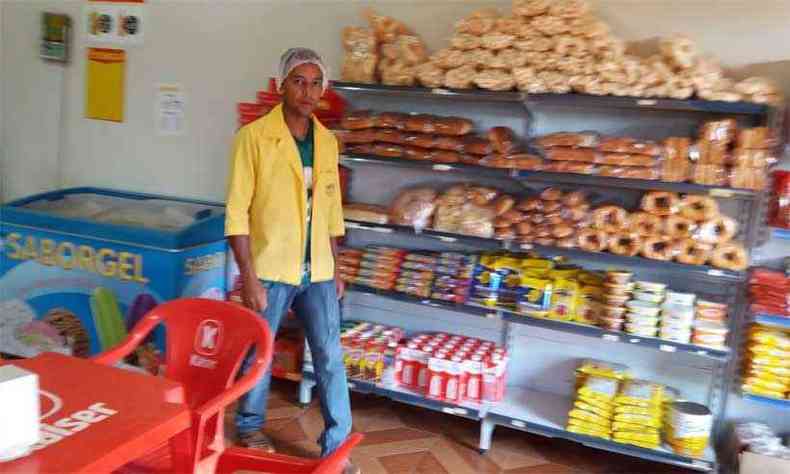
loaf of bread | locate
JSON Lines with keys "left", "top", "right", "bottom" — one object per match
{"left": 535, "top": 132, "right": 599, "bottom": 148}
{"left": 544, "top": 147, "right": 598, "bottom": 163}
{"left": 488, "top": 127, "right": 518, "bottom": 154}
{"left": 599, "top": 137, "right": 662, "bottom": 156}
{"left": 596, "top": 153, "right": 659, "bottom": 167}
{"left": 343, "top": 203, "right": 390, "bottom": 224}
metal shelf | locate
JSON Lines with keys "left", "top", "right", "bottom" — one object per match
{"left": 772, "top": 228, "right": 790, "bottom": 241}
{"left": 339, "top": 154, "right": 758, "bottom": 200}
{"left": 742, "top": 393, "right": 790, "bottom": 409}
{"left": 301, "top": 369, "right": 484, "bottom": 420}
{"left": 347, "top": 285, "right": 730, "bottom": 361}
{"left": 332, "top": 81, "right": 770, "bottom": 117}
{"left": 486, "top": 387, "right": 716, "bottom": 472}
{"left": 753, "top": 313, "right": 790, "bottom": 329}
{"left": 344, "top": 219, "right": 748, "bottom": 283}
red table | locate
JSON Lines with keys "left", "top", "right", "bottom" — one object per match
{"left": 0, "top": 352, "right": 191, "bottom": 474}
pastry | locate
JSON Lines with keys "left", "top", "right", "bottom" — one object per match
{"left": 641, "top": 191, "right": 679, "bottom": 217}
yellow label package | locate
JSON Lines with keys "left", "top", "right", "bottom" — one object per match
{"left": 612, "top": 413, "right": 662, "bottom": 429}
{"left": 749, "top": 329, "right": 790, "bottom": 349}
{"left": 568, "top": 409, "right": 612, "bottom": 428}
{"left": 574, "top": 400, "right": 614, "bottom": 418}
{"left": 549, "top": 278, "right": 579, "bottom": 321}
{"left": 612, "top": 431, "right": 661, "bottom": 446}
{"left": 743, "top": 376, "right": 790, "bottom": 392}
{"left": 517, "top": 276, "right": 553, "bottom": 312}
{"left": 615, "top": 379, "right": 664, "bottom": 408}
{"left": 577, "top": 359, "right": 632, "bottom": 380}
{"left": 612, "top": 421, "right": 659, "bottom": 434}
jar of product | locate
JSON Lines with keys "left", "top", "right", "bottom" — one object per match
{"left": 667, "top": 402, "right": 712, "bottom": 457}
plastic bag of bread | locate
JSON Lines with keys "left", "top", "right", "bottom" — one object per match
{"left": 343, "top": 204, "right": 390, "bottom": 224}
{"left": 341, "top": 27, "right": 378, "bottom": 83}
{"left": 730, "top": 166, "right": 769, "bottom": 191}
{"left": 459, "top": 202, "right": 496, "bottom": 238}
{"left": 737, "top": 128, "right": 776, "bottom": 150}
{"left": 691, "top": 164, "right": 728, "bottom": 186}
{"left": 378, "top": 59, "right": 417, "bottom": 86}
{"left": 599, "top": 137, "right": 662, "bottom": 156}
{"left": 661, "top": 137, "right": 691, "bottom": 182}
{"left": 444, "top": 65, "right": 478, "bottom": 89}
{"left": 455, "top": 8, "right": 499, "bottom": 36}
{"left": 415, "top": 62, "right": 445, "bottom": 88}
{"left": 544, "top": 147, "right": 598, "bottom": 163}
{"left": 732, "top": 149, "right": 776, "bottom": 168}
{"left": 474, "top": 69, "right": 516, "bottom": 91}
{"left": 389, "top": 187, "right": 438, "bottom": 230}
{"left": 598, "top": 166, "right": 660, "bottom": 180}
{"left": 342, "top": 26, "right": 377, "bottom": 53}
{"left": 659, "top": 35, "right": 698, "bottom": 70}
{"left": 396, "top": 35, "right": 428, "bottom": 65}
{"left": 535, "top": 132, "right": 599, "bottom": 148}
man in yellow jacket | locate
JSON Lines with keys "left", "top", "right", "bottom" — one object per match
{"left": 225, "top": 48, "right": 354, "bottom": 470}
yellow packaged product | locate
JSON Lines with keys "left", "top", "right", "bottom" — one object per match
{"left": 577, "top": 359, "right": 632, "bottom": 380}
{"left": 612, "top": 421, "right": 659, "bottom": 434}
{"left": 577, "top": 393, "right": 616, "bottom": 413}
{"left": 578, "top": 271, "right": 605, "bottom": 286}
{"left": 612, "top": 431, "right": 661, "bottom": 446}
{"left": 574, "top": 299, "right": 601, "bottom": 325}
{"left": 741, "top": 383, "right": 786, "bottom": 399}
{"left": 749, "top": 344, "right": 790, "bottom": 359}
{"left": 618, "top": 439, "right": 662, "bottom": 450}
{"left": 749, "top": 328, "right": 790, "bottom": 349}
{"left": 548, "top": 266, "right": 581, "bottom": 279}
{"left": 517, "top": 276, "right": 553, "bottom": 313}
{"left": 748, "top": 355, "right": 790, "bottom": 368}
{"left": 612, "top": 413, "right": 662, "bottom": 428}
{"left": 567, "top": 417, "right": 611, "bottom": 434}
{"left": 743, "top": 376, "right": 790, "bottom": 391}
{"left": 567, "top": 424, "right": 611, "bottom": 440}
{"left": 568, "top": 409, "right": 612, "bottom": 428}
{"left": 522, "top": 268, "right": 550, "bottom": 278}
{"left": 747, "top": 364, "right": 790, "bottom": 378}
{"left": 574, "top": 400, "right": 614, "bottom": 418}
{"left": 522, "top": 258, "right": 555, "bottom": 270}
{"left": 549, "top": 278, "right": 579, "bottom": 321}
{"left": 666, "top": 401, "right": 711, "bottom": 456}
{"left": 614, "top": 404, "right": 662, "bottom": 418}
{"left": 577, "top": 376, "right": 619, "bottom": 402}
{"left": 580, "top": 284, "right": 604, "bottom": 300}
{"left": 615, "top": 379, "right": 664, "bottom": 408}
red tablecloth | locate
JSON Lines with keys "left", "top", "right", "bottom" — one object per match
{"left": 0, "top": 352, "right": 190, "bottom": 474}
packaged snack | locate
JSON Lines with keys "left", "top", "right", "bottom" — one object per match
{"left": 549, "top": 278, "right": 580, "bottom": 321}
{"left": 577, "top": 376, "right": 619, "bottom": 402}
{"left": 615, "top": 379, "right": 664, "bottom": 408}
{"left": 568, "top": 409, "right": 612, "bottom": 427}
{"left": 517, "top": 277, "right": 553, "bottom": 312}
{"left": 577, "top": 359, "right": 632, "bottom": 380}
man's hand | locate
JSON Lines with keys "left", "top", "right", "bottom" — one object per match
{"left": 242, "top": 274, "right": 268, "bottom": 312}
{"left": 335, "top": 274, "right": 346, "bottom": 300}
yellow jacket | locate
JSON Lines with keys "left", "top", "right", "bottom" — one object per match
{"left": 225, "top": 104, "right": 345, "bottom": 285}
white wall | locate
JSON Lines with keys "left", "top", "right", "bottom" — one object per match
{"left": 4, "top": 0, "right": 790, "bottom": 203}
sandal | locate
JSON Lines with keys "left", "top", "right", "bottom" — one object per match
{"left": 238, "top": 431, "right": 276, "bottom": 453}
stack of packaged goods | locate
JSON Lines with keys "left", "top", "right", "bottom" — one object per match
{"left": 396, "top": 332, "right": 508, "bottom": 405}
{"left": 599, "top": 270, "right": 633, "bottom": 331}
{"left": 612, "top": 380, "right": 666, "bottom": 449}
{"left": 748, "top": 268, "right": 790, "bottom": 317}
{"left": 340, "top": 321, "right": 405, "bottom": 384}
{"left": 692, "top": 300, "right": 729, "bottom": 349}
{"left": 337, "top": 247, "right": 406, "bottom": 291}
{"left": 471, "top": 254, "right": 524, "bottom": 310}
{"left": 431, "top": 252, "right": 478, "bottom": 304}
{"left": 396, "top": 252, "right": 437, "bottom": 298}
{"left": 660, "top": 291, "right": 696, "bottom": 343}
{"left": 567, "top": 360, "right": 630, "bottom": 439}
{"left": 742, "top": 326, "right": 790, "bottom": 400}
{"left": 665, "top": 401, "right": 713, "bottom": 457}
{"left": 625, "top": 281, "right": 666, "bottom": 337}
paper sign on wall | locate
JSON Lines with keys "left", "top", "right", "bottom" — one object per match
{"left": 85, "top": 48, "right": 126, "bottom": 122}
{"left": 84, "top": 0, "right": 145, "bottom": 46}
{"left": 156, "top": 84, "right": 187, "bottom": 136}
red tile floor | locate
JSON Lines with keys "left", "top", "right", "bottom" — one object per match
{"left": 226, "top": 380, "right": 696, "bottom": 474}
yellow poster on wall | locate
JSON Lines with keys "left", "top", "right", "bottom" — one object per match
{"left": 85, "top": 47, "right": 125, "bottom": 122}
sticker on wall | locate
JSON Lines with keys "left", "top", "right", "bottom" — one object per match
{"left": 41, "top": 13, "right": 71, "bottom": 62}
{"left": 85, "top": 48, "right": 126, "bottom": 122}
{"left": 155, "top": 84, "right": 187, "bottom": 136}
{"left": 84, "top": 0, "right": 145, "bottom": 46}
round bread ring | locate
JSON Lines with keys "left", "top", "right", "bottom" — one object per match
{"left": 680, "top": 195, "right": 720, "bottom": 222}
{"left": 530, "top": 214, "right": 547, "bottom": 225}
{"left": 711, "top": 242, "right": 748, "bottom": 271}
{"left": 698, "top": 216, "right": 738, "bottom": 244}
{"left": 630, "top": 212, "right": 663, "bottom": 237}
{"left": 535, "top": 237, "right": 557, "bottom": 246}
{"left": 665, "top": 215, "right": 696, "bottom": 239}
{"left": 517, "top": 197, "right": 543, "bottom": 212}
{"left": 516, "top": 221, "right": 533, "bottom": 235}
{"left": 552, "top": 223, "right": 575, "bottom": 239}
{"left": 534, "top": 225, "right": 553, "bottom": 238}
{"left": 562, "top": 204, "right": 590, "bottom": 222}
{"left": 608, "top": 233, "right": 642, "bottom": 257}
{"left": 543, "top": 201, "right": 563, "bottom": 213}
{"left": 545, "top": 212, "right": 565, "bottom": 225}
{"left": 557, "top": 236, "right": 577, "bottom": 248}
{"left": 673, "top": 239, "right": 712, "bottom": 266}
{"left": 640, "top": 236, "right": 674, "bottom": 261}
{"left": 562, "top": 190, "right": 588, "bottom": 207}
{"left": 577, "top": 229, "right": 608, "bottom": 252}
{"left": 541, "top": 187, "right": 563, "bottom": 201}
{"left": 641, "top": 191, "right": 680, "bottom": 216}
{"left": 592, "top": 205, "right": 629, "bottom": 233}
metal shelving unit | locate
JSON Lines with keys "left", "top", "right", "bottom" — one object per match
{"left": 298, "top": 82, "right": 778, "bottom": 472}
{"left": 753, "top": 313, "right": 790, "bottom": 329}
{"left": 741, "top": 393, "right": 790, "bottom": 408}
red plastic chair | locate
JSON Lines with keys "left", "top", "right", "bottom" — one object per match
{"left": 93, "top": 298, "right": 274, "bottom": 474}
{"left": 215, "top": 433, "right": 364, "bottom": 474}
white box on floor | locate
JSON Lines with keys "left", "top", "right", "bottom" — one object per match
{"left": 0, "top": 365, "right": 40, "bottom": 462}
{"left": 740, "top": 451, "right": 790, "bottom": 474}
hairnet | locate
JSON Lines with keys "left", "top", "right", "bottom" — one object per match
{"left": 277, "top": 48, "right": 329, "bottom": 91}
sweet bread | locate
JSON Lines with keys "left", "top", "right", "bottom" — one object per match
{"left": 338, "top": 129, "right": 377, "bottom": 144}
{"left": 630, "top": 212, "right": 663, "bottom": 237}
{"left": 544, "top": 147, "right": 598, "bottom": 163}
{"left": 372, "top": 143, "right": 404, "bottom": 158}
{"left": 577, "top": 229, "right": 608, "bottom": 252}
{"left": 451, "top": 34, "right": 482, "bottom": 51}
{"left": 374, "top": 112, "right": 408, "bottom": 130}
{"left": 481, "top": 32, "right": 516, "bottom": 51}
{"left": 662, "top": 137, "right": 691, "bottom": 182}
{"left": 403, "top": 146, "right": 432, "bottom": 161}
{"left": 347, "top": 143, "right": 375, "bottom": 155}
{"left": 474, "top": 70, "right": 516, "bottom": 91}
{"left": 640, "top": 236, "right": 674, "bottom": 261}
{"left": 608, "top": 233, "right": 641, "bottom": 257}
{"left": 454, "top": 12, "right": 497, "bottom": 37}
{"left": 549, "top": 0, "right": 590, "bottom": 18}
{"left": 700, "top": 119, "right": 738, "bottom": 144}
{"left": 543, "top": 201, "right": 563, "bottom": 213}
{"left": 596, "top": 153, "right": 659, "bottom": 167}
{"left": 711, "top": 243, "right": 748, "bottom": 271}
{"left": 541, "top": 187, "right": 563, "bottom": 201}
{"left": 379, "top": 60, "right": 417, "bottom": 86}
{"left": 534, "top": 224, "right": 554, "bottom": 238}
{"left": 542, "top": 161, "right": 597, "bottom": 174}
{"left": 397, "top": 35, "right": 429, "bottom": 65}
{"left": 673, "top": 239, "right": 712, "bottom": 266}
{"left": 535, "top": 132, "right": 599, "bottom": 148}
{"left": 488, "top": 127, "right": 517, "bottom": 154}
{"left": 593, "top": 205, "right": 629, "bottom": 233}
{"left": 641, "top": 191, "right": 680, "bottom": 216}
{"left": 430, "top": 150, "right": 461, "bottom": 164}
{"left": 737, "top": 128, "right": 774, "bottom": 150}
{"left": 462, "top": 48, "right": 495, "bottom": 68}
{"left": 502, "top": 209, "right": 527, "bottom": 223}
{"left": 434, "top": 117, "right": 474, "bottom": 136}
{"left": 493, "top": 195, "right": 516, "bottom": 216}
{"left": 495, "top": 16, "right": 522, "bottom": 35}
{"left": 544, "top": 211, "right": 564, "bottom": 225}
{"left": 496, "top": 48, "right": 530, "bottom": 69}
{"left": 404, "top": 114, "right": 436, "bottom": 134}
{"left": 494, "top": 216, "right": 513, "bottom": 229}
{"left": 561, "top": 204, "right": 590, "bottom": 222}
{"left": 660, "top": 35, "right": 698, "bottom": 69}
{"left": 375, "top": 129, "right": 407, "bottom": 145}
{"left": 695, "top": 140, "right": 729, "bottom": 165}
{"left": 697, "top": 216, "right": 738, "bottom": 244}
{"left": 590, "top": 36, "right": 625, "bottom": 61}
{"left": 563, "top": 191, "right": 588, "bottom": 207}
{"left": 531, "top": 15, "right": 570, "bottom": 36}
{"left": 679, "top": 195, "right": 719, "bottom": 221}
{"left": 463, "top": 136, "right": 494, "bottom": 156}
{"left": 444, "top": 63, "right": 477, "bottom": 88}
{"left": 404, "top": 133, "right": 437, "bottom": 149}
{"left": 664, "top": 215, "right": 695, "bottom": 238}
{"left": 513, "top": 36, "right": 555, "bottom": 52}
{"left": 416, "top": 62, "right": 446, "bottom": 88}
{"left": 553, "top": 223, "right": 575, "bottom": 239}
{"left": 509, "top": 154, "right": 544, "bottom": 170}
{"left": 516, "top": 221, "right": 533, "bottom": 235}
{"left": 729, "top": 166, "right": 769, "bottom": 190}
{"left": 731, "top": 149, "right": 774, "bottom": 168}
{"left": 342, "top": 110, "right": 376, "bottom": 130}
{"left": 554, "top": 35, "right": 588, "bottom": 57}
{"left": 517, "top": 197, "right": 543, "bottom": 212}
{"left": 599, "top": 137, "right": 662, "bottom": 156}
{"left": 495, "top": 227, "right": 517, "bottom": 240}
{"left": 535, "top": 237, "right": 558, "bottom": 246}
{"left": 513, "top": 0, "right": 550, "bottom": 17}
{"left": 433, "top": 135, "right": 464, "bottom": 152}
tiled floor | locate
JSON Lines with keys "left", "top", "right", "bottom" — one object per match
{"left": 226, "top": 380, "right": 696, "bottom": 474}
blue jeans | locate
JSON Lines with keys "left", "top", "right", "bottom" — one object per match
{"left": 236, "top": 278, "right": 352, "bottom": 456}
